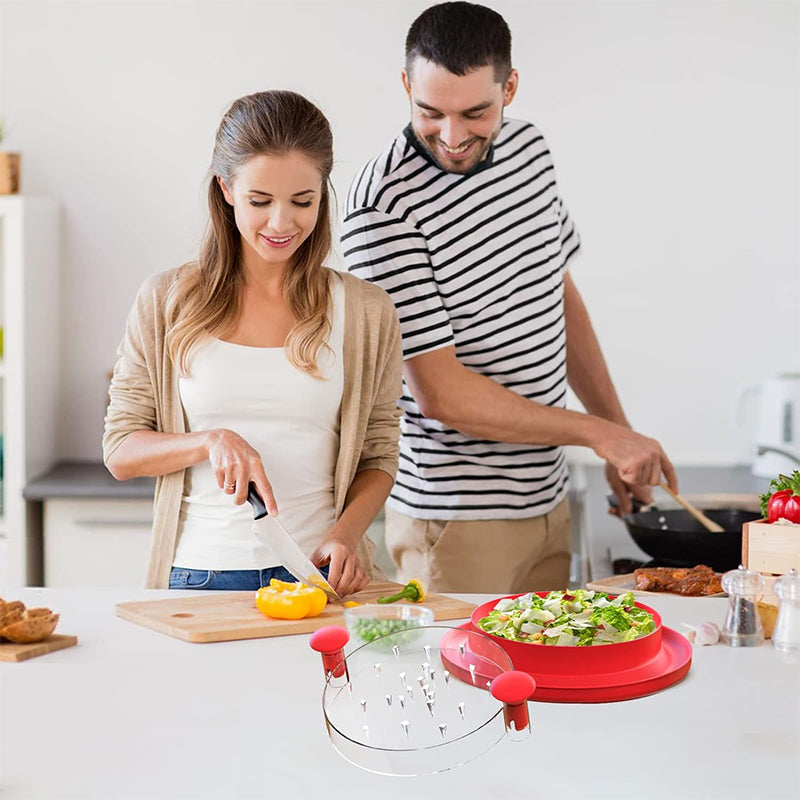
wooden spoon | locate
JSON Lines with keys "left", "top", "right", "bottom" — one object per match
{"left": 658, "top": 482, "right": 725, "bottom": 533}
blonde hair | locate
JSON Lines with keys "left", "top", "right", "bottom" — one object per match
{"left": 166, "top": 91, "right": 334, "bottom": 378}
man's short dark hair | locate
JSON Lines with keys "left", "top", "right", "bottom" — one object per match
{"left": 405, "top": 2, "right": 512, "bottom": 82}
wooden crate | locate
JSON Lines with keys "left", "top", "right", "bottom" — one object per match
{"left": 742, "top": 519, "right": 800, "bottom": 607}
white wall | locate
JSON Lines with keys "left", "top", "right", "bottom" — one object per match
{"left": 0, "top": 0, "right": 796, "bottom": 466}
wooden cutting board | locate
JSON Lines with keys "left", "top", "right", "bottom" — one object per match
{"left": 115, "top": 581, "right": 476, "bottom": 643}
{"left": 0, "top": 634, "right": 79, "bottom": 662}
{"left": 587, "top": 573, "right": 726, "bottom": 598}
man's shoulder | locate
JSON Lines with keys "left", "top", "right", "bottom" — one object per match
{"left": 497, "top": 118, "right": 548, "bottom": 149}
{"left": 346, "top": 129, "right": 422, "bottom": 215}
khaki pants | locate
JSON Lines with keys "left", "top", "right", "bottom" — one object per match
{"left": 384, "top": 499, "right": 571, "bottom": 594}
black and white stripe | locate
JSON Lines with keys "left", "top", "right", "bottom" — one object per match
{"left": 343, "top": 120, "right": 581, "bottom": 520}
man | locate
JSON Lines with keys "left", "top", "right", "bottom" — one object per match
{"left": 342, "top": 1, "right": 676, "bottom": 593}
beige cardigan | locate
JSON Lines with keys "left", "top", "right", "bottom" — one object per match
{"left": 103, "top": 267, "right": 403, "bottom": 588}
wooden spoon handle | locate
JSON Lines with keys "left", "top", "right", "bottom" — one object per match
{"left": 659, "top": 482, "right": 725, "bottom": 533}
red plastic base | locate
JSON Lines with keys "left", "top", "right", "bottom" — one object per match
{"left": 450, "top": 623, "right": 692, "bottom": 703}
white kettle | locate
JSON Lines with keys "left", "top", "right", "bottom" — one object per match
{"left": 747, "top": 374, "right": 800, "bottom": 478}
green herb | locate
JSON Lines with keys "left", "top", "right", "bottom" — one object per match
{"left": 760, "top": 470, "right": 800, "bottom": 518}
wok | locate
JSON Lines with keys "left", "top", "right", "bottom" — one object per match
{"left": 621, "top": 507, "right": 762, "bottom": 572}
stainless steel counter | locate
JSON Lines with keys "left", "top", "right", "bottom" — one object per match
{"left": 23, "top": 460, "right": 155, "bottom": 500}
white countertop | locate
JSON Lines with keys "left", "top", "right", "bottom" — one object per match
{"left": 2, "top": 588, "right": 798, "bottom": 800}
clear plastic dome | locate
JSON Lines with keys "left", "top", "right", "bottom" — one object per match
{"left": 721, "top": 565, "right": 764, "bottom": 597}
{"left": 773, "top": 569, "right": 800, "bottom": 602}
{"left": 320, "top": 625, "right": 517, "bottom": 776}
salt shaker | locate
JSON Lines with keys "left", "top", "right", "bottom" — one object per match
{"left": 721, "top": 565, "right": 764, "bottom": 647}
{"left": 772, "top": 569, "right": 800, "bottom": 653}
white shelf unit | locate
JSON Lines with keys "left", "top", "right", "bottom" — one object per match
{"left": 0, "top": 196, "right": 61, "bottom": 588}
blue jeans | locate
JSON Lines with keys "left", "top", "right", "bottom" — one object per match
{"left": 169, "top": 565, "right": 330, "bottom": 591}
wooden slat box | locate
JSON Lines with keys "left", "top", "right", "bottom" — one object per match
{"left": 742, "top": 519, "right": 800, "bottom": 607}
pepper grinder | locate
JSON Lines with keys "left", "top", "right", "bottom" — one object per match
{"left": 772, "top": 569, "right": 800, "bottom": 654}
{"left": 721, "top": 565, "right": 764, "bottom": 647}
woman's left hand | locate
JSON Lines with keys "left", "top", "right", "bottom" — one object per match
{"left": 310, "top": 534, "right": 369, "bottom": 597}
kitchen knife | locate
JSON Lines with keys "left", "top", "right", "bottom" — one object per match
{"left": 247, "top": 482, "right": 340, "bottom": 601}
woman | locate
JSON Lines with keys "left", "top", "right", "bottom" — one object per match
{"left": 103, "top": 91, "right": 402, "bottom": 595}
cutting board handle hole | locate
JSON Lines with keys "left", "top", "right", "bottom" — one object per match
{"left": 171, "top": 613, "right": 194, "bottom": 618}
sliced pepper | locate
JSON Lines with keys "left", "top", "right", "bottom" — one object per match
{"left": 255, "top": 579, "right": 328, "bottom": 620}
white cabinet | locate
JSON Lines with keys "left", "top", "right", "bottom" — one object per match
{"left": 44, "top": 498, "right": 153, "bottom": 588}
{"left": 0, "top": 196, "right": 61, "bottom": 589}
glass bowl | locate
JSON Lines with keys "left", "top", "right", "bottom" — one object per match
{"left": 344, "top": 603, "right": 434, "bottom": 648}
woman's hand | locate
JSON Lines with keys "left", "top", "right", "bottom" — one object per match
{"left": 310, "top": 533, "right": 369, "bottom": 597}
{"left": 204, "top": 429, "right": 278, "bottom": 516}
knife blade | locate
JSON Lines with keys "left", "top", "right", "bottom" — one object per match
{"left": 247, "top": 482, "right": 340, "bottom": 601}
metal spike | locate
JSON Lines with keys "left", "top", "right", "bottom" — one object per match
{"left": 443, "top": 670, "right": 450, "bottom": 685}
{"left": 426, "top": 699, "right": 435, "bottom": 716}
{"left": 392, "top": 644, "right": 401, "bottom": 658}
{"left": 398, "top": 694, "right": 405, "bottom": 710}
{"left": 457, "top": 701, "right": 466, "bottom": 719}
{"left": 406, "top": 685, "right": 414, "bottom": 700}
{"left": 424, "top": 644, "right": 432, "bottom": 662}
{"left": 373, "top": 663, "right": 381, "bottom": 679}
{"left": 360, "top": 698, "right": 367, "bottom": 715}
{"left": 486, "top": 680, "right": 492, "bottom": 689}
{"left": 346, "top": 682, "right": 354, "bottom": 697}
{"left": 469, "top": 663, "right": 477, "bottom": 684}
{"left": 399, "top": 671, "right": 407, "bottom": 688}
{"left": 459, "top": 643, "right": 466, "bottom": 657}
{"left": 401, "top": 720, "right": 410, "bottom": 739}
{"left": 417, "top": 674, "right": 425, "bottom": 689}
{"left": 438, "top": 723, "right": 448, "bottom": 739}
{"left": 430, "top": 668, "right": 436, "bottom": 682}
{"left": 385, "top": 693, "right": 392, "bottom": 708}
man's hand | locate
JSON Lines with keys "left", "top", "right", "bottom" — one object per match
{"left": 594, "top": 423, "right": 677, "bottom": 515}
{"left": 605, "top": 462, "right": 656, "bottom": 516}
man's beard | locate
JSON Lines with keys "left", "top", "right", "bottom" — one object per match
{"left": 414, "top": 116, "right": 502, "bottom": 174}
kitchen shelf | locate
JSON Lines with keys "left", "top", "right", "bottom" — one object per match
{"left": 0, "top": 196, "right": 61, "bottom": 588}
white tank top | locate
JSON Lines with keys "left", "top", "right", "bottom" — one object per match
{"left": 173, "top": 274, "right": 344, "bottom": 570}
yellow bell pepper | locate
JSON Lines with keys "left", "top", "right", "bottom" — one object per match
{"left": 255, "top": 579, "right": 328, "bottom": 620}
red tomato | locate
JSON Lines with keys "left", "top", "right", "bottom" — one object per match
{"left": 767, "top": 489, "right": 800, "bottom": 523}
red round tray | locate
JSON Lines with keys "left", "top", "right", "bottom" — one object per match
{"left": 451, "top": 591, "right": 693, "bottom": 703}
{"left": 444, "top": 623, "right": 691, "bottom": 703}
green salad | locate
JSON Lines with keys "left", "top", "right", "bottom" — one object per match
{"left": 477, "top": 589, "right": 656, "bottom": 646}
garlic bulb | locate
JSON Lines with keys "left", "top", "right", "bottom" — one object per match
{"left": 683, "top": 621, "right": 721, "bottom": 646}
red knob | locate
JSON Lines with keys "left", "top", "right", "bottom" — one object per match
{"left": 490, "top": 670, "right": 536, "bottom": 703}
{"left": 309, "top": 625, "right": 350, "bottom": 680}
{"left": 309, "top": 625, "right": 350, "bottom": 653}
{"left": 491, "top": 671, "right": 536, "bottom": 733}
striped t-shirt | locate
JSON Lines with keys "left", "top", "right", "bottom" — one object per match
{"left": 342, "top": 119, "right": 581, "bottom": 520}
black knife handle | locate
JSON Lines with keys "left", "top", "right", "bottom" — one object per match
{"left": 247, "top": 482, "right": 268, "bottom": 520}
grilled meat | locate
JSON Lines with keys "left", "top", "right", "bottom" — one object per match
{"left": 633, "top": 564, "right": 721, "bottom": 596}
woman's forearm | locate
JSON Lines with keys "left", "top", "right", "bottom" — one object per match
{"left": 105, "top": 429, "right": 211, "bottom": 480}
{"left": 328, "top": 469, "right": 394, "bottom": 549}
